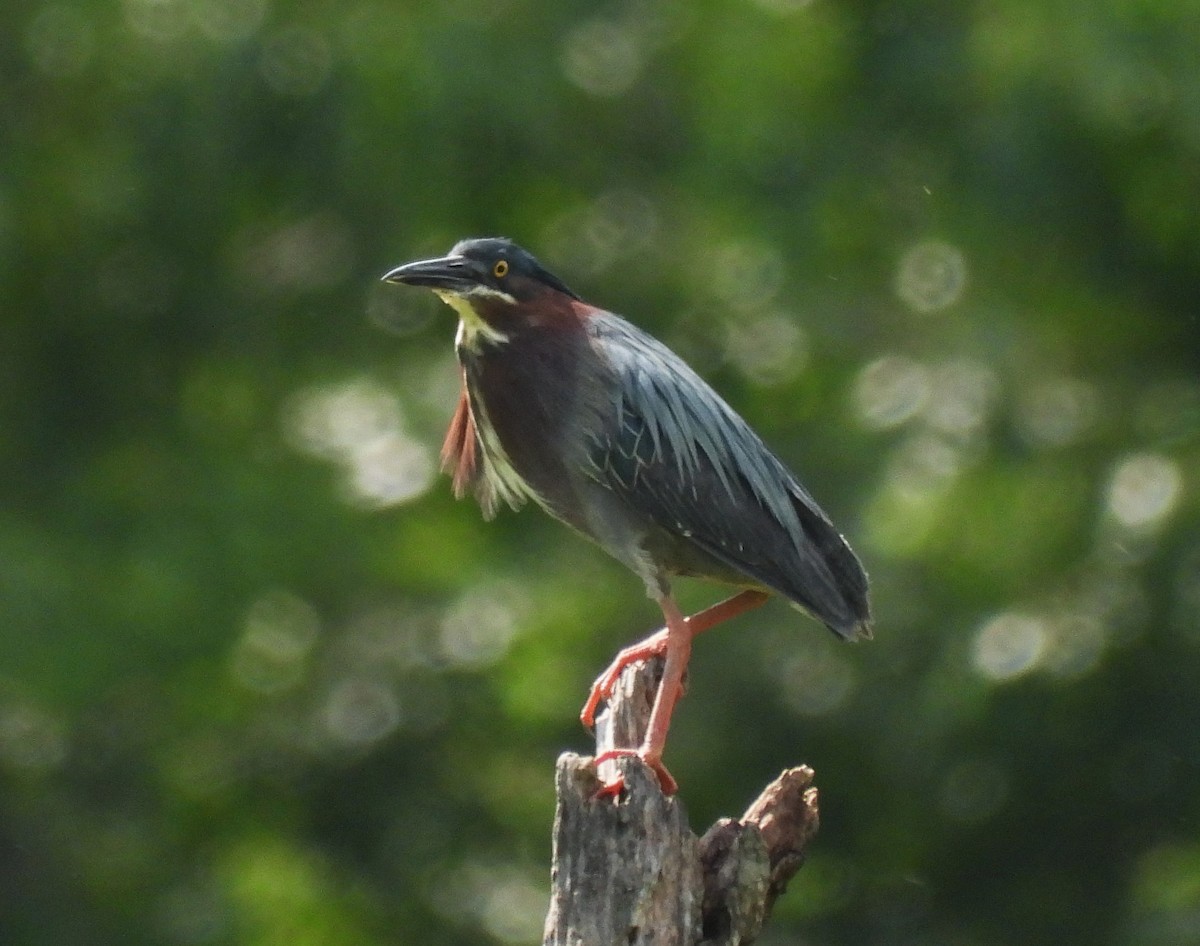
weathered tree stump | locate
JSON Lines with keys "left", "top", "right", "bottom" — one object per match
{"left": 543, "top": 658, "right": 820, "bottom": 946}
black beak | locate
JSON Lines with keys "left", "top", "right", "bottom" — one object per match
{"left": 381, "top": 254, "right": 480, "bottom": 291}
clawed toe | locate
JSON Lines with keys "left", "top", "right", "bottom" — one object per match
{"left": 592, "top": 748, "right": 678, "bottom": 796}
{"left": 580, "top": 628, "right": 671, "bottom": 729}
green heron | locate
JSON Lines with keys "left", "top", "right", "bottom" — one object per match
{"left": 383, "top": 237, "right": 871, "bottom": 794}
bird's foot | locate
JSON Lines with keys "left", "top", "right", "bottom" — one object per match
{"left": 579, "top": 627, "right": 670, "bottom": 729}
{"left": 592, "top": 747, "right": 678, "bottom": 796}
{"left": 590, "top": 773, "right": 625, "bottom": 801}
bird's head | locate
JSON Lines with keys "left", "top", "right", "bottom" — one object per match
{"left": 382, "top": 238, "right": 582, "bottom": 347}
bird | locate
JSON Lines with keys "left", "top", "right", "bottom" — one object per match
{"left": 382, "top": 237, "right": 871, "bottom": 795}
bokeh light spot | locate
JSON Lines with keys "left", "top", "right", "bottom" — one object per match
{"left": 231, "top": 590, "right": 320, "bottom": 694}
{"left": 284, "top": 378, "right": 437, "bottom": 509}
{"left": 1041, "top": 613, "right": 1107, "bottom": 680}
{"left": 543, "top": 189, "right": 660, "bottom": 278}
{"left": 479, "top": 874, "right": 547, "bottom": 943}
{"left": 887, "top": 433, "right": 964, "bottom": 498}
{"left": 191, "top": 0, "right": 267, "bottom": 44}
{"left": 340, "top": 432, "right": 435, "bottom": 509}
{"left": 1016, "top": 376, "right": 1099, "bottom": 448}
{"left": 286, "top": 379, "right": 400, "bottom": 460}
{"left": 439, "top": 585, "right": 525, "bottom": 668}
{"left": 123, "top": 0, "right": 189, "bottom": 42}
{"left": 972, "top": 612, "right": 1047, "bottom": 681}
{"left": 1107, "top": 452, "right": 1182, "bottom": 529}
{"left": 709, "top": 240, "right": 785, "bottom": 311}
{"left": 430, "top": 862, "right": 546, "bottom": 944}
{"left": 895, "top": 240, "right": 967, "bottom": 313}
{"left": 854, "top": 355, "right": 931, "bottom": 429}
{"left": 864, "top": 479, "right": 943, "bottom": 558}
{"left": 321, "top": 677, "right": 401, "bottom": 747}
{"left": 583, "top": 190, "right": 659, "bottom": 260}
{"left": 771, "top": 640, "right": 857, "bottom": 716}
{"left": 561, "top": 19, "right": 642, "bottom": 97}
{"left": 232, "top": 212, "right": 354, "bottom": 294}
{"left": 924, "top": 358, "right": 998, "bottom": 438}
{"left": 724, "top": 312, "right": 807, "bottom": 385}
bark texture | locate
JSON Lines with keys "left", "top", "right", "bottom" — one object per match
{"left": 543, "top": 658, "right": 819, "bottom": 946}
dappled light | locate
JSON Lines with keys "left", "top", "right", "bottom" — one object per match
{"left": 768, "top": 636, "right": 858, "bottom": 717}
{"left": 4, "top": 1, "right": 1198, "bottom": 944}
{"left": 189, "top": 0, "right": 269, "bottom": 44}
{"left": 894, "top": 240, "right": 968, "bottom": 314}
{"left": 429, "top": 861, "right": 547, "bottom": 944}
{"left": 319, "top": 675, "right": 402, "bottom": 749}
{"left": 561, "top": 17, "right": 645, "bottom": 98}
{"left": 708, "top": 239, "right": 786, "bottom": 311}
{"left": 122, "top": 0, "right": 189, "bottom": 43}
{"left": 230, "top": 590, "right": 321, "bottom": 695}
{"left": 922, "top": 358, "right": 998, "bottom": 439}
{"left": 1040, "top": 611, "right": 1107, "bottom": 680}
{"left": 542, "top": 188, "right": 661, "bottom": 277}
{"left": 972, "top": 611, "right": 1048, "bottom": 682}
{"left": 232, "top": 212, "right": 356, "bottom": 295}
{"left": 438, "top": 583, "right": 528, "bottom": 669}
{"left": 723, "top": 311, "right": 808, "bottom": 386}
{"left": 1106, "top": 452, "right": 1183, "bottom": 531}
{"left": 284, "top": 378, "right": 437, "bottom": 509}
{"left": 854, "top": 355, "right": 931, "bottom": 430}
{"left": 1015, "top": 376, "right": 1100, "bottom": 449}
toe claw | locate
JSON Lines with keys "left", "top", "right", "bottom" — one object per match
{"left": 592, "top": 748, "right": 678, "bottom": 796}
{"left": 591, "top": 775, "right": 625, "bottom": 801}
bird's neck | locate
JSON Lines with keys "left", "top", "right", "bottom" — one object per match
{"left": 449, "top": 290, "right": 593, "bottom": 357}
{"left": 440, "top": 292, "right": 511, "bottom": 349}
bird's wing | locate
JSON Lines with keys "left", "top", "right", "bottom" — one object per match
{"left": 583, "top": 312, "right": 870, "bottom": 637}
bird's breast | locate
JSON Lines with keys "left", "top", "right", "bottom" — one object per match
{"left": 457, "top": 322, "right": 598, "bottom": 527}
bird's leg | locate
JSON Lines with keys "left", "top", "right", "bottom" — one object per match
{"left": 580, "top": 589, "right": 768, "bottom": 729}
{"left": 593, "top": 594, "right": 689, "bottom": 795}
{"left": 588, "top": 589, "right": 770, "bottom": 796}
{"left": 580, "top": 628, "right": 669, "bottom": 729}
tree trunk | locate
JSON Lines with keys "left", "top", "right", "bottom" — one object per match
{"left": 543, "top": 658, "right": 820, "bottom": 946}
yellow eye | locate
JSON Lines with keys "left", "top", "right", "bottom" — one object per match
{"left": 492, "top": 259, "right": 509, "bottom": 279}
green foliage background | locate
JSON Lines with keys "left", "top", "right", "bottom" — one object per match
{"left": 3, "top": 0, "right": 1199, "bottom": 943}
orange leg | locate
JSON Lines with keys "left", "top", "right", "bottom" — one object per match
{"left": 581, "top": 589, "right": 769, "bottom": 728}
{"left": 586, "top": 589, "right": 769, "bottom": 795}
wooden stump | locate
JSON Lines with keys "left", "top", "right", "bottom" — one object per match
{"left": 543, "top": 658, "right": 820, "bottom": 946}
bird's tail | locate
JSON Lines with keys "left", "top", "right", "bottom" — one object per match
{"left": 790, "top": 493, "right": 873, "bottom": 642}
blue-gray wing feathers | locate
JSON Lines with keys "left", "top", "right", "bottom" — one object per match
{"left": 584, "top": 312, "right": 871, "bottom": 640}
